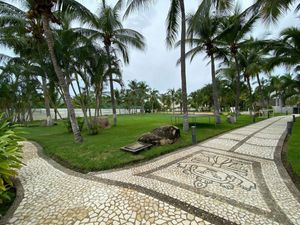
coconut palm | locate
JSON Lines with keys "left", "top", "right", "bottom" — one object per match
{"left": 77, "top": 1, "right": 145, "bottom": 126}
{"left": 124, "top": 0, "right": 233, "bottom": 131}
{"left": 218, "top": 8, "right": 259, "bottom": 116}
{"left": 167, "top": 88, "right": 177, "bottom": 114}
{"left": 267, "top": 27, "right": 300, "bottom": 71}
{"left": 149, "top": 89, "right": 160, "bottom": 113}
{"left": 184, "top": 3, "right": 227, "bottom": 124}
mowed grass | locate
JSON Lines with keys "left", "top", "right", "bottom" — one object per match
{"left": 16, "top": 114, "right": 259, "bottom": 172}
{"left": 287, "top": 119, "right": 300, "bottom": 176}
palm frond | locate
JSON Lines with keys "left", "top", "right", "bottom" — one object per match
{"left": 166, "top": 0, "right": 180, "bottom": 47}
{"left": 123, "top": 0, "right": 155, "bottom": 18}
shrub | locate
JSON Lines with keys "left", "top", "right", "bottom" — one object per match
{"left": 64, "top": 117, "right": 84, "bottom": 133}
{"left": 0, "top": 114, "right": 22, "bottom": 204}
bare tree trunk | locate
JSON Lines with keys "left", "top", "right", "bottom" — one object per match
{"left": 71, "top": 79, "right": 91, "bottom": 134}
{"left": 210, "top": 54, "right": 221, "bottom": 124}
{"left": 105, "top": 46, "right": 117, "bottom": 126}
{"left": 234, "top": 55, "right": 240, "bottom": 117}
{"left": 42, "top": 76, "right": 53, "bottom": 126}
{"left": 179, "top": 0, "right": 189, "bottom": 131}
{"left": 42, "top": 15, "right": 83, "bottom": 143}
{"left": 256, "top": 74, "right": 264, "bottom": 108}
{"left": 246, "top": 77, "right": 254, "bottom": 116}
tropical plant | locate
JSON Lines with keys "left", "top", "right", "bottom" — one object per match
{"left": 0, "top": 114, "right": 22, "bottom": 204}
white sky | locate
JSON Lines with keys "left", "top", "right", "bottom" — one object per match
{"left": 1, "top": 0, "right": 299, "bottom": 93}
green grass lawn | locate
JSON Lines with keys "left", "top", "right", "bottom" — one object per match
{"left": 16, "top": 114, "right": 260, "bottom": 172}
{"left": 287, "top": 119, "right": 300, "bottom": 176}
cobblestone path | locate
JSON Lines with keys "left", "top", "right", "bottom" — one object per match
{"left": 2, "top": 116, "right": 300, "bottom": 225}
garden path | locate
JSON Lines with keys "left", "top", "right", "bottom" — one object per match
{"left": 2, "top": 116, "right": 300, "bottom": 225}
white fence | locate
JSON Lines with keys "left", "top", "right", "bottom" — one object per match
{"left": 32, "top": 108, "right": 141, "bottom": 120}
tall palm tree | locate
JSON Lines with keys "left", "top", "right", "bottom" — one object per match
{"left": 239, "top": 40, "right": 268, "bottom": 113}
{"left": 185, "top": 4, "right": 226, "bottom": 124}
{"left": 78, "top": 1, "right": 145, "bottom": 126}
{"left": 124, "top": 0, "right": 233, "bottom": 131}
{"left": 219, "top": 8, "right": 259, "bottom": 116}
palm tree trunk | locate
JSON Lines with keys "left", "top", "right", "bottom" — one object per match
{"left": 256, "top": 74, "right": 264, "bottom": 108}
{"left": 41, "top": 15, "right": 83, "bottom": 143}
{"left": 42, "top": 76, "right": 53, "bottom": 126}
{"left": 179, "top": 0, "right": 189, "bottom": 131}
{"left": 234, "top": 55, "right": 240, "bottom": 117}
{"left": 210, "top": 54, "right": 221, "bottom": 124}
{"left": 246, "top": 76, "right": 254, "bottom": 116}
{"left": 105, "top": 46, "right": 117, "bottom": 126}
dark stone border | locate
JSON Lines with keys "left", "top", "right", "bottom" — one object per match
{"left": 229, "top": 117, "right": 282, "bottom": 152}
{"left": 0, "top": 178, "right": 24, "bottom": 225}
{"left": 275, "top": 131, "right": 300, "bottom": 204}
{"left": 281, "top": 137, "right": 300, "bottom": 191}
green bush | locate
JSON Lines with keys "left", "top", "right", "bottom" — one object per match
{"left": 64, "top": 117, "right": 84, "bottom": 133}
{"left": 0, "top": 114, "right": 22, "bottom": 204}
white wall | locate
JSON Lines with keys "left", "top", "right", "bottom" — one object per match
{"left": 32, "top": 108, "right": 141, "bottom": 120}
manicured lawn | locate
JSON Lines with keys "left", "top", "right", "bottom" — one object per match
{"left": 16, "top": 114, "right": 260, "bottom": 172}
{"left": 287, "top": 119, "right": 300, "bottom": 176}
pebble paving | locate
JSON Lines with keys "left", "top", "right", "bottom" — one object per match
{"left": 2, "top": 116, "right": 300, "bottom": 225}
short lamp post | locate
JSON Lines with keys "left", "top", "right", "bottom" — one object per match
{"left": 287, "top": 121, "right": 293, "bottom": 135}
{"left": 191, "top": 126, "right": 197, "bottom": 145}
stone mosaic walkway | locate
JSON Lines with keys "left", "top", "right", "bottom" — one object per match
{"left": 2, "top": 116, "right": 300, "bottom": 225}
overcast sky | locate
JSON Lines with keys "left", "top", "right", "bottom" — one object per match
{"left": 1, "top": 0, "right": 299, "bottom": 93}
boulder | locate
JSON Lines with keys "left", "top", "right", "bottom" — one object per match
{"left": 152, "top": 125, "right": 180, "bottom": 141}
{"left": 138, "top": 125, "right": 180, "bottom": 146}
{"left": 138, "top": 133, "right": 163, "bottom": 145}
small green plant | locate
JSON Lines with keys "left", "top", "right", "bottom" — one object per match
{"left": 64, "top": 117, "right": 84, "bottom": 133}
{"left": 0, "top": 114, "right": 22, "bottom": 204}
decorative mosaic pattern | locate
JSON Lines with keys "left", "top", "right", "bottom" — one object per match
{"left": 149, "top": 151, "right": 269, "bottom": 211}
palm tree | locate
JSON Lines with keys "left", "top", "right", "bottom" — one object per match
{"left": 124, "top": 0, "right": 233, "bottom": 130}
{"left": 185, "top": 4, "right": 226, "bottom": 124}
{"left": 167, "top": 88, "right": 177, "bottom": 114}
{"left": 78, "top": 1, "right": 145, "bottom": 126}
{"left": 0, "top": 0, "right": 95, "bottom": 142}
{"left": 267, "top": 27, "right": 300, "bottom": 71}
{"left": 218, "top": 8, "right": 259, "bottom": 116}
{"left": 149, "top": 89, "right": 160, "bottom": 113}
{"left": 124, "top": 0, "right": 189, "bottom": 130}
{"left": 137, "top": 82, "right": 150, "bottom": 113}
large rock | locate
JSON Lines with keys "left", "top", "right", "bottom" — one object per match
{"left": 138, "top": 133, "right": 163, "bottom": 145}
{"left": 138, "top": 125, "right": 180, "bottom": 146}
